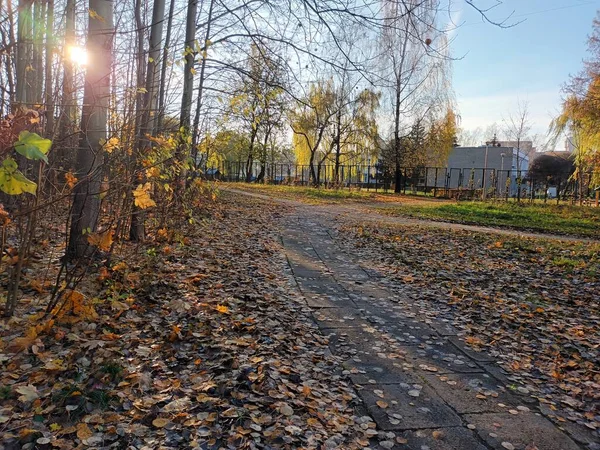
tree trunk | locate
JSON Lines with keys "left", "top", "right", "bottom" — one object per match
{"left": 334, "top": 110, "right": 341, "bottom": 183}
{"left": 16, "top": 0, "right": 34, "bottom": 109}
{"left": 256, "top": 129, "right": 270, "bottom": 183}
{"left": 3, "top": 0, "right": 16, "bottom": 111}
{"left": 32, "top": 0, "right": 44, "bottom": 105}
{"left": 393, "top": 80, "right": 402, "bottom": 194}
{"left": 132, "top": 0, "right": 145, "bottom": 143}
{"left": 44, "top": 0, "right": 54, "bottom": 139}
{"left": 309, "top": 152, "right": 317, "bottom": 186}
{"left": 176, "top": 0, "right": 198, "bottom": 190}
{"left": 66, "top": 0, "right": 113, "bottom": 261}
{"left": 245, "top": 128, "right": 256, "bottom": 182}
{"left": 56, "top": 0, "right": 75, "bottom": 169}
{"left": 130, "top": 0, "right": 166, "bottom": 242}
{"left": 191, "top": 0, "right": 215, "bottom": 160}
{"left": 156, "top": 0, "right": 175, "bottom": 133}
{"left": 179, "top": 0, "right": 198, "bottom": 131}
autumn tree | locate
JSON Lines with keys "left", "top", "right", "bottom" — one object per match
{"left": 226, "top": 44, "right": 287, "bottom": 182}
{"left": 552, "top": 12, "right": 600, "bottom": 198}
{"left": 426, "top": 108, "right": 459, "bottom": 166}
{"left": 290, "top": 81, "right": 338, "bottom": 185}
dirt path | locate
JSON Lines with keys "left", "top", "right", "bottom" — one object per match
{"left": 225, "top": 187, "right": 598, "bottom": 243}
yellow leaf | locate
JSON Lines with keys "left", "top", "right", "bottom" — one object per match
{"left": 0, "top": 158, "right": 37, "bottom": 195}
{"left": 133, "top": 183, "right": 156, "bottom": 209}
{"left": 216, "top": 304, "right": 229, "bottom": 314}
{"left": 146, "top": 167, "right": 160, "bottom": 178}
{"left": 65, "top": 171, "right": 78, "bottom": 189}
{"left": 103, "top": 137, "right": 120, "bottom": 153}
{"left": 88, "top": 9, "right": 105, "bottom": 22}
{"left": 87, "top": 230, "right": 113, "bottom": 251}
{"left": 376, "top": 400, "right": 388, "bottom": 409}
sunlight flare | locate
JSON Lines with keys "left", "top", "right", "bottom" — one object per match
{"left": 67, "top": 46, "right": 88, "bottom": 66}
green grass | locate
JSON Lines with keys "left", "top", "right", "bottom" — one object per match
{"left": 380, "top": 201, "right": 600, "bottom": 238}
{"left": 228, "top": 183, "right": 382, "bottom": 203}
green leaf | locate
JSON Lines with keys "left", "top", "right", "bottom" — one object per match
{"left": 14, "top": 131, "right": 51, "bottom": 163}
{"left": 0, "top": 158, "right": 37, "bottom": 195}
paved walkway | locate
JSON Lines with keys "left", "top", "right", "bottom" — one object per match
{"left": 280, "top": 205, "right": 589, "bottom": 450}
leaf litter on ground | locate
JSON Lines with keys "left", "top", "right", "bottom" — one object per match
{"left": 0, "top": 193, "right": 375, "bottom": 449}
{"left": 336, "top": 219, "right": 600, "bottom": 440}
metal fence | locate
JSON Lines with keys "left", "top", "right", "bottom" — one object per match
{"left": 203, "top": 161, "right": 598, "bottom": 203}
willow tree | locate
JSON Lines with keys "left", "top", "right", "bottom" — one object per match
{"left": 552, "top": 12, "right": 600, "bottom": 200}
{"left": 66, "top": 0, "right": 114, "bottom": 260}
{"left": 290, "top": 81, "right": 337, "bottom": 185}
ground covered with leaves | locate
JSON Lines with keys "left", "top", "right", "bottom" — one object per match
{"left": 0, "top": 193, "right": 372, "bottom": 449}
{"left": 339, "top": 221, "right": 600, "bottom": 435}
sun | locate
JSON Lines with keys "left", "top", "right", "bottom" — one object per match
{"left": 68, "top": 46, "right": 88, "bottom": 66}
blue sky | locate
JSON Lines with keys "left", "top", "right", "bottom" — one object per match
{"left": 451, "top": 0, "right": 599, "bottom": 144}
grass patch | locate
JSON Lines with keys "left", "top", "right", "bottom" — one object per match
{"left": 380, "top": 201, "right": 600, "bottom": 238}
{"left": 227, "top": 183, "right": 381, "bottom": 203}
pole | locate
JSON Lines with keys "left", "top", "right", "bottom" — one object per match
{"left": 482, "top": 144, "right": 489, "bottom": 200}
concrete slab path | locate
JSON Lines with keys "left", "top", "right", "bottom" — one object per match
{"left": 279, "top": 204, "right": 590, "bottom": 450}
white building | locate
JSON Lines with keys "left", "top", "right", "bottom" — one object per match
{"left": 440, "top": 146, "right": 530, "bottom": 195}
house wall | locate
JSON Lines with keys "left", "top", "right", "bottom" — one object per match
{"left": 439, "top": 146, "right": 529, "bottom": 195}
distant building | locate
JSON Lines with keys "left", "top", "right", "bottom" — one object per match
{"left": 446, "top": 146, "right": 529, "bottom": 172}
{"left": 440, "top": 146, "right": 530, "bottom": 196}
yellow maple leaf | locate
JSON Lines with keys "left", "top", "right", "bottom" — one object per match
{"left": 87, "top": 229, "right": 113, "bottom": 251}
{"left": 133, "top": 183, "right": 156, "bottom": 209}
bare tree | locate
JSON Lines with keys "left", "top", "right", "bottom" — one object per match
{"left": 503, "top": 99, "right": 531, "bottom": 201}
